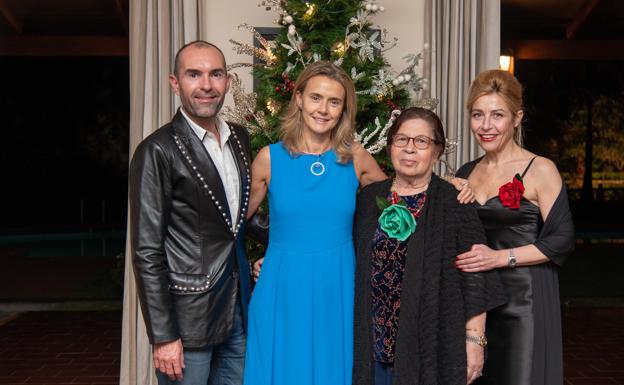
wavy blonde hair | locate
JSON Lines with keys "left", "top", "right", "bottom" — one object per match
{"left": 280, "top": 61, "right": 357, "bottom": 163}
{"left": 466, "top": 69, "right": 524, "bottom": 145}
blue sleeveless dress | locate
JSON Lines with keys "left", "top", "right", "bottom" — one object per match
{"left": 243, "top": 142, "right": 359, "bottom": 385}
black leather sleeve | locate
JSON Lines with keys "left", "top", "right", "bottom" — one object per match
{"left": 129, "top": 138, "right": 179, "bottom": 345}
{"left": 246, "top": 213, "right": 269, "bottom": 244}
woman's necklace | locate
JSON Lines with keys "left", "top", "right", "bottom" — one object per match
{"left": 391, "top": 177, "right": 430, "bottom": 195}
{"left": 300, "top": 144, "right": 331, "bottom": 176}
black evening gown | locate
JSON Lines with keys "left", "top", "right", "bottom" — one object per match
{"left": 457, "top": 158, "right": 574, "bottom": 385}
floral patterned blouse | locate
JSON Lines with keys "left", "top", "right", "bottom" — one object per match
{"left": 371, "top": 191, "right": 427, "bottom": 363}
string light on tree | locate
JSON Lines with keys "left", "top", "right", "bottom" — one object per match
{"left": 304, "top": 2, "right": 317, "bottom": 20}
{"left": 266, "top": 99, "right": 279, "bottom": 115}
{"left": 267, "top": 48, "right": 277, "bottom": 63}
{"left": 332, "top": 41, "right": 348, "bottom": 56}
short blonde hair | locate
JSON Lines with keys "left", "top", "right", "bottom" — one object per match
{"left": 467, "top": 69, "right": 524, "bottom": 145}
{"left": 280, "top": 61, "right": 357, "bottom": 163}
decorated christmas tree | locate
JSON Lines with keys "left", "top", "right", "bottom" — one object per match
{"left": 224, "top": 0, "right": 436, "bottom": 160}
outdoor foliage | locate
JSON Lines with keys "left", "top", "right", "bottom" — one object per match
{"left": 549, "top": 95, "right": 624, "bottom": 189}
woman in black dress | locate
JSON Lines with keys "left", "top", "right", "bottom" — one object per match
{"left": 455, "top": 70, "right": 575, "bottom": 385}
{"left": 353, "top": 107, "right": 506, "bottom": 385}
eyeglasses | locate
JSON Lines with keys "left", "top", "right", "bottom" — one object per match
{"left": 391, "top": 134, "right": 440, "bottom": 149}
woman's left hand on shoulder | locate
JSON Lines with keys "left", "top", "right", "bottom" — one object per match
{"left": 456, "top": 244, "right": 505, "bottom": 272}
{"left": 448, "top": 177, "right": 475, "bottom": 204}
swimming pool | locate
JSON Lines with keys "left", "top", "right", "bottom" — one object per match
{"left": 0, "top": 230, "right": 125, "bottom": 257}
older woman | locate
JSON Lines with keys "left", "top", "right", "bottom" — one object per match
{"left": 455, "top": 70, "right": 575, "bottom": 385}
{"left": 353, "top": 107, "right": 506, "bottom": 385}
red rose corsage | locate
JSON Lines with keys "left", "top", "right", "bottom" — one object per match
{"left": 498, "top": 173, "right": 525, "bottom": 209}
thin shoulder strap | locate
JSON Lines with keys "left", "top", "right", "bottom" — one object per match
{"left": 456, "top": 156, "right": 484, "bottom": 179}
{"left": 521, "top": 156, "right": 538, "bottom": 178}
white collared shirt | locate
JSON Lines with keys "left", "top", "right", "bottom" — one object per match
{"left": 180, "top": 108, "right": 241, "bottom": 226}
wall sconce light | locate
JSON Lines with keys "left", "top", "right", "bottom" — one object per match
{"left": 499, "top": 49, "right": 514, "bottom": 74}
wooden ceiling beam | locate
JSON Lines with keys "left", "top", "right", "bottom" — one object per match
{"left": 112, "top": 0, "right": 128, "bottom": 35}
{"left": 0, "top": 36, "right": 128, "bottom": 56}
{"left": 503, "top": 39, "right": 624, "bottom": 60}
{"left": 0, "top": 0, "right": 22, "bottom": 34}
{"left": 566, "top": 0, "right": 600, "bottom": 40}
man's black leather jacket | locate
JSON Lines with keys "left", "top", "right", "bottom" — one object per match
{"left": 129, "top": 111, "right": 252, "bottom": 349}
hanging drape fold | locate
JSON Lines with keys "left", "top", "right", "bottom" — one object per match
{"left": 424, "top": 0, "right": 500, "bottom": 173}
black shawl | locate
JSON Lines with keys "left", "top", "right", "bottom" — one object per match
{"left": 456, "top": 158, "right": 575, "bottom": 266}
{"left": 353, "top": 175, "right": 507, "bottom": 385}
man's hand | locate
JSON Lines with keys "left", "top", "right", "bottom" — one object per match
{"left": 153, "top": 338, "right": 185, "bottom": 381}
{"left": 252, "top": 258, "right": 264, "bottom": 282}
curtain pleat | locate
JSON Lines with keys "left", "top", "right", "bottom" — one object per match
{"left": 425, "top": 0, "right": 500, "bottom": 173}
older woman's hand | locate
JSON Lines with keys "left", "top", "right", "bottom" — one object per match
{"left": 456, "top": 244, "right": 506, "bottom": 272}
{"left": 449, "top": 177, "right": 475, "bottom": 204}
{"left": 466, "top": 342, "right": 484, "bottom": 384}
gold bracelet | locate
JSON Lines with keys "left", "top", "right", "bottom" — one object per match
{"left": 466, "top": 334, "right": 488, "bottom": 347}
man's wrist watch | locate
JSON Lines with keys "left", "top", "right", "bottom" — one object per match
{"left": 466, "top": 334, "right": 488, "bottom": 348}
{"left": 508, "top": 248, "right": 517, "bottom": 268}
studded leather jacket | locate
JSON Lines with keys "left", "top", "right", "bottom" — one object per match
{"left": 129, "top": 110, "right": 252, "bottom": 349}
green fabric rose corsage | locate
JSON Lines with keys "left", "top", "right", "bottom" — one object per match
{"left": 375, "top": 192, "right": 424, "bottom": 241}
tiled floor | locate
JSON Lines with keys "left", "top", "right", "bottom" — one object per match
{"left": 0, "top": 312, "right": 120, "bottom": 385}
{"left": 563, "top": 308, "right": 624, "bottom": 385}
{"left": 0, "top": 307, "right": 622, "bottom": 385}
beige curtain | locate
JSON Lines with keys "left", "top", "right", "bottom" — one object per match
{"left": 424, "top": 0, "right": 500, "bottom": 174}
{"left": 120, "top": 1, "right": 209, "bottom": 384}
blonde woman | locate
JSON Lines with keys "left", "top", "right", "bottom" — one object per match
{"left": 456, "top": 70, "right": 575, "bottom": 385}
{"left": 243, "top": 61, "right": 385, "bottom": 385}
